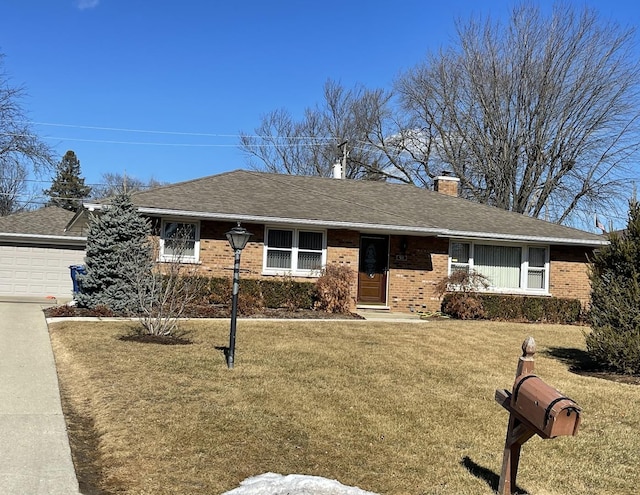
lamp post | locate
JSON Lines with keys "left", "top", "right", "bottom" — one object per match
{"left": 225, "top": 224, "right": 252, "bottom": 369}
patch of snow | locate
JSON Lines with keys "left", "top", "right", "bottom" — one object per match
{"left": 222, "top": 472, "right": 379, "bottom": 495}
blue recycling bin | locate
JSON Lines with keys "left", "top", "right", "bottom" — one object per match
{"left": 69, "top": 265, "right": 86, "bottom": 293}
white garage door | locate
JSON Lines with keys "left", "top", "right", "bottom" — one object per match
{"left": 0, "top": 245, "right": 86, "bottom": 299}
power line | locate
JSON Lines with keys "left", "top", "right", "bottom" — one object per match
{"left": 41, "top": 136, "right": 243, "bottom": 147}
{"left": 31, "top": 122, "right": 240, "bottom": 137}
{"left": 28, "top": 121, "right": 336, "bottom": 141}
{"left": 0, "top": 177, "right": 157, "bottom": 188}
{"left": 4, "top": 131, "right": 334, "bottom": 147}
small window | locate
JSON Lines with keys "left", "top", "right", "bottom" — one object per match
{"left": 161, "top": 220, "right": 199, "bottom": 262}
{"left": 266, "top": 229, "right": 293, "bottom": 269}
{"left": 297, "top": 231, "right": 323, "bottom": 270}
{"left": 527, "top": 247, "right": 547, "bottom": 290}
{"left": 450, "top": 242, "right": 470, "bottom": 273}
{"left": 264, "top": 228, "right": 325, "bottom": 275}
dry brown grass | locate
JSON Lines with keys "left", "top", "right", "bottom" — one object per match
{"left": 48, "top": 319, "right": 640, "bottom": 495}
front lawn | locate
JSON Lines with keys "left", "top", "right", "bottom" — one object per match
{"left": 49, "top": 319, "right": 639, "bottom": 495}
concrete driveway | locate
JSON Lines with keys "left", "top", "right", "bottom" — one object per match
{"left": 0, "top": 299, "right": 79, "bottom": 494}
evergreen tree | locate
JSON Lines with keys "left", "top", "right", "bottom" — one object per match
{"left": 587, "top": 200, "right": 640, "bottom": 374}
{"left": 44, "top": 150, "right": 91, "bottom": 210}
{"left": 76, "top": 193, "right": 153, "bottom": 313}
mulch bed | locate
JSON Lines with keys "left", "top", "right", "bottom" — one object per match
{"left": 43, "top": 305, "right": 364, "bottom": 320}
{"left": 572, "top": 369, "right": 640, "bottom": 385}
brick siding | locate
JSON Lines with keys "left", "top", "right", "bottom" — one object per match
{"left": 386, "top": 236, "right": 450, "bottom": 312}
{"left": 172, "top": 219, "right": 595, "bottom": 313}
{"left": 198, "top": 221, "right": 265, "bottom": 279}
{"left": 549, "top": 245, "right": 594, "bottom": 306}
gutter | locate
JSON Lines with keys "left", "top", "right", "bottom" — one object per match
{"left": 443, "top": 231, "right": 608, "bottom": 247}
{"left": 0, "top": 233, "right": 86, "bottom": 246}
{"left": 80, "top": 203, "right": 608, "bottom": 248}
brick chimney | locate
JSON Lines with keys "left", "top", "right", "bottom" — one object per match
{"left": 433, "top": 173, "right": 460, "bottom": 197}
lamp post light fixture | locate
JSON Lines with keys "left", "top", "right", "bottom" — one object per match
{"left": 225, "top": 223, "right": 252, "bottom": 369}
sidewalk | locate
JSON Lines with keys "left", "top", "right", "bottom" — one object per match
{"left": 0, "top": 300, "right": 79, "bottom": 494}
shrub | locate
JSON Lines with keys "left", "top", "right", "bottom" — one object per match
{"left": 261, "top": 277, "right": 316, "bottom": 310}
{"left": 199, "top": 276, "right": 316, "bottom": 313}
{"left": 314, "top": 264, "right": 355, "bottom": 314}
{"left": 441, "top": 292, "right": 486, "bottom": 319}
{"left": 587, "top": 200, "right": 640, "bottom": 374}
{"left": 207, "top": 277, "right": 232, "bottom": 305}
{"left": 474, "top": 294, "right": 583, "bottom": 323}
{"left": 237, "top": 279, "right": 264, "bottom": 315}
{"left": 437, "top": 270, "right": 584, "bottom": 323}
{"left": 436, "top": 270, "right": 489, "bottom": 320}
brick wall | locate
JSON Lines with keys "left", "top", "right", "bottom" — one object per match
{"left": 198, "top": 221, "right": 265, "bottom": 279}
{"left": 549, "top": 245, "right": 594, "bottom": 306}
{"left": 180, "top": 219, "right": 595, "bottom": 313}
{"left": 326, "top": 229, "right": 360, "bottom": 309}
{"left": 387, "top": 236, "right": 449, "bottom": 313}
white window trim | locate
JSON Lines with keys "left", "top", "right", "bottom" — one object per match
{"left": 523, "top": 246, "right": 549, "bottom": 293}
{"left": 159, "top": 219, "right": 201, "bottom": 264}
{"left": 262, "top": 226, "right": 327, "bottom": 277}
{"left": 448, "top": 240, "right": 550, "bottom": 295}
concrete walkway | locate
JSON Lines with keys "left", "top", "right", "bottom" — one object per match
{"left": 0, "top": 300, "right": 79, "bottom": 494}
{"left": 356, "top": 308, "right": 427, "bottom": 322}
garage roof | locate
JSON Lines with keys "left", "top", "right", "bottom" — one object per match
{"left": 0, "top": 207, "right": 86, "bottom": 245}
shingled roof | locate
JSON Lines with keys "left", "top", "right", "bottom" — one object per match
{"left": 83, "top": 170, "right": 606, "bottom": 246}
{"left": 0, "top": 206, "right": 86, "bottom": 244}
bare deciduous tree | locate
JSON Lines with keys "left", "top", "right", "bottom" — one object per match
{"left": 240, "top": 79, "right": 419, "bottom": 182}
{"left": 396, "top": 3, "right": 640, "bottom": 225}
{"left": 127, "top": 224, "right": 206, "bottom": 337}
{"left": 241, "top": 5, "right": 640, "bottom": 227}
{"left": 0, "top": 157, "right": 28, "bottom": 215}
{"left": 1, "top": 53, "right": 55, "bottom": 215}
{"left": 91, "top": 172, "right": 165, "bottom": 199}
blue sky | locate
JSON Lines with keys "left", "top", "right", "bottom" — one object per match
{"left": 2, "top": 0, "right": 640, "bottom": 196}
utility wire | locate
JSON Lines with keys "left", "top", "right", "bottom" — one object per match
{"left": 4, "top": 131, "right": 334, "bottom": 147}
{"left": 28, "top": 122, "right": 336, "bottom": 141}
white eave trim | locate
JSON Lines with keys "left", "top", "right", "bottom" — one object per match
{"left": 83, "top": 204, "right": 445, "bottom": 236}
{"left": 443, "top": 231, "right": 608, "bottom": 247}
{"left": 0, "top": 233, "right": 86, "bottom": 245}
{"left": 80, "top": 203, "right": 608, "bottom": 248}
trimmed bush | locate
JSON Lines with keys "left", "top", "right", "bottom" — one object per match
{"left": 200, "top": 276, "right": 317, "bottom": 312}
{"left": 260, "top": 278, "right": 316, "bottom": 310}
{"left": 441, "top": 293, "right": 583, "bottom": 323}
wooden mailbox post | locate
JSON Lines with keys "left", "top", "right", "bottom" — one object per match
{"left": 495, "top": 337, "right": 582, "bottom": 495}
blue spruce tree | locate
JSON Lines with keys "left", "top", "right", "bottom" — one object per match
{"left": 76, "top": 193, "right": 153, "bottom": 313}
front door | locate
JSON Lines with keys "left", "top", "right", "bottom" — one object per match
{"left": 357, "top": 235, "right": 389, "bottom": 304}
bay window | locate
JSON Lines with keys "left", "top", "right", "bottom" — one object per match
{"left": 264, "top": 227, "right": 325, "bottom": 275}
{"left": 449, "top": 241, "right": 549, "bottom": 293}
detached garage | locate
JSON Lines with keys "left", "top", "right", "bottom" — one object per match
{"left": 0, "top": 207, "right": 86, "bottom": 300}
